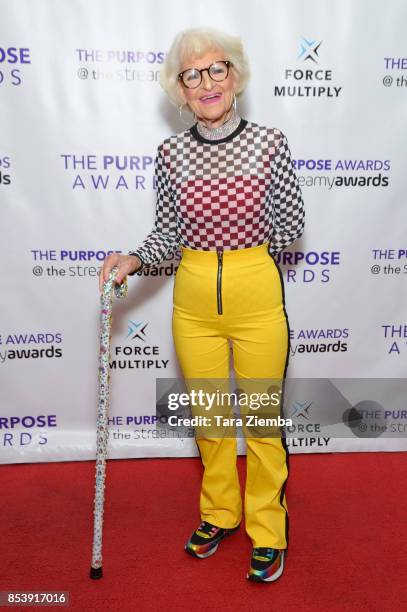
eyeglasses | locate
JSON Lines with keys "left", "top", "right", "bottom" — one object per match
{"left": 177, "top": 60, "right": 233, "bottom": 89}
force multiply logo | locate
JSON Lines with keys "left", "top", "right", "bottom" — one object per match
{"left": 274, "top": 250, "right": 341, "bottom": 283}
{"left": 381, "top": 324, "right": 407, "bottom": 356}
{"left": 0, "top": 47, "right": 31, "bottom": 86}
{"left": 0, "top": 332, "right": 63, "bottom": 364}
{"left": 110, "top": 321, "right": 170, "bottom": 370}
{"left": 60, "top": 154, "right": 154, "bottom": 191}
{"left": 293, "top": 158, "right": 390, "bottom": 189}
{"left": 285, "top": 401, "right": 330, "bottom": 448}
{"left": 0, "top": 155, "right": 11, "bottom": 186}
{"left": 75, "top": 48, "right": 164, "bottom": 83}
{"left": 274, "top": 38, "right": 342, "bottom": 98}
{"left": 290, "top": 327, "right": 349, "bottom": 356}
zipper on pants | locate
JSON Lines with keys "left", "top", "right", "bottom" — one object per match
{"left": 216, "top": 249, "right": 223, "bottom": 315}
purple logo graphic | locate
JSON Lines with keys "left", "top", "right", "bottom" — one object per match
{"left": 0, "top": 47, "right": 31, "bottom": 86}
{"left": 0, "top": 155, "right": 11, "bottom": 185}
{"left": 60, "top": 154, "right": 154, "bottom": 191}
{"left": 0, "top": 332, "right": 63, "bottom": 363}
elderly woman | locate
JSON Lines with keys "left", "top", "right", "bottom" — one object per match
{"left": 100, "top": 27, "right": 304, "bottom": 583}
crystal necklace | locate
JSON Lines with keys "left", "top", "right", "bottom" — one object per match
{"left": 196, "top": 111, "right": 241, "bottom": 141}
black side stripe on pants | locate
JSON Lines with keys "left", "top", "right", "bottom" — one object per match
{"left": 271, "top": 252, "right": 291, "bottom": 550}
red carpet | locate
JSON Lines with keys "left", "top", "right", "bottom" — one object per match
{"left": 1, "top": 453, "right": 407, "bottom": 611}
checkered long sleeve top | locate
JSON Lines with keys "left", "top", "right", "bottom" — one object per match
{"left": 131, "top": 118, "right": 304, "bottom": 267}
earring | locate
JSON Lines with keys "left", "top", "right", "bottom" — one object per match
{"left": 178, "top": 104, "right": 195, "bottom": 127}
{"left": 233, "top": 93, "right": 237, "bottom": 113}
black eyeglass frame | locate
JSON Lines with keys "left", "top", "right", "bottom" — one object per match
{"left": 177, "top": 60, "right": 233, "bottom": 89}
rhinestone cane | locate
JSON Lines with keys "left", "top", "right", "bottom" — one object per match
{"left": 90, "top": 267, "right": 127, "bottom": 579}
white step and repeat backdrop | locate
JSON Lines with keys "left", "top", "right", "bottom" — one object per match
{"left": 1, "top": 0, "right": 406, "bottom": 463}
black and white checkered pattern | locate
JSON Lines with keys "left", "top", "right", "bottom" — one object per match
{"left": 132, "top": 121, "right": 304, "bottom": 266}
{"left": 130, "top": 148, "right": 181, "bottom": 267}
{"left": 268, "top": 134, "right": 305, "bottom": 256}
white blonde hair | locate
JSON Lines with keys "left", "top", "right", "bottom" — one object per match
{"left": 160, "top": 27, "right": 250, "bottom": 106}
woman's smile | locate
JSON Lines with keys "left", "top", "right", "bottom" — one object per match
{"left": 200, "top": 91, "right": 223, "bottom": 104}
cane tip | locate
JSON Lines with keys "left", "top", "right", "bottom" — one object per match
{"left": 90, "top": 566, "right": 103, "bottom": 580}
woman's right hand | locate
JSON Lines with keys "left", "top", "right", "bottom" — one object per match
{"left": 98, "top": 253, "right": 141, "bottom": 292}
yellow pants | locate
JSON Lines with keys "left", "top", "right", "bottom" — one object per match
{"left": 172, "top": 243, "right": 289, "bottom": 549}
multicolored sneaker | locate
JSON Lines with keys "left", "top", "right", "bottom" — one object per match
{"left": 247, "top": 548, "right": 285, "bottom": 582}
{"left": 185, "top": 521, "right": 240, "bottom": 558}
